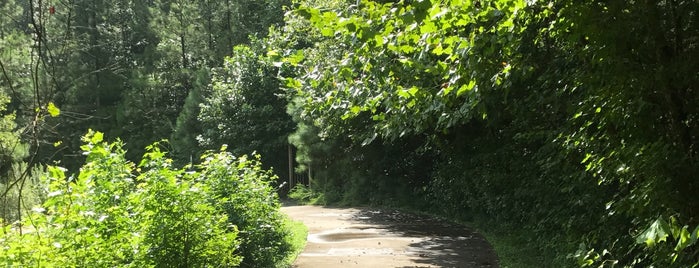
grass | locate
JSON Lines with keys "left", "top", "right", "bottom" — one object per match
{"left": 279, "top": 215, "right": 308, "bottom": 267}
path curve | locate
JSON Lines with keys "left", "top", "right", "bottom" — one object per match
{"left": 281, "top": 205, "right": 499, "bottom": 268}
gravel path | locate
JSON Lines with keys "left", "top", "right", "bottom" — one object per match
{"left": 281, "top": 205, "right": 499, "bottom": 268}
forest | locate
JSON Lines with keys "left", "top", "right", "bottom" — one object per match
{"left": 1, "top": 0, "right": 698, "bottom": 267}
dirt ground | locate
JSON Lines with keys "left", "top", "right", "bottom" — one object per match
{"left": 281, "top": 205, "right": 499, "bottom": 268}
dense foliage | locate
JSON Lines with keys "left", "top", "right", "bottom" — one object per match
{"left": 2, "top": 0, "right": 698, "bottom": 266}
{"left": 0, "top": 0, "right": 291, "bottom": 171}
{"left": 0, "top": 131, "right": 294, "bottom": 267}
{"left": 274, "top": 0, "right": 699, "bottom": 266}
{"left": 2, "top": 0, "right": 305, "bottom": 266}
{"left": 199, "top": 44, "right": 294, "bottom": 175}
{"left": 198, "top": 144, "right": 294, "bottom": 267}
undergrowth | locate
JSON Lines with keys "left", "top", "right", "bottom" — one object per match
{"left": 288, "top": 184, "right": 325, "bottom": 205}
{"left": 0, "top": 131, "right": 300, "bottom": 267}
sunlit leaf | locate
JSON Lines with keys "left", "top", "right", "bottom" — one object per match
{"left": 636, "top": 217, "right": 671, "bottom": 247}
{"left": 456, "top": 80, "right": 476, "bottom": 96}
{"left": 47, "top": 102, "right": 60, "bottom": 117}
{"left": 90, "top": 131, "right": 104, "bottom": 144}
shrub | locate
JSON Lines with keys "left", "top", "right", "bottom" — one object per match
{"left": 0, "top": 131, "right": 296, "bottom": 267}
{"left": 199, "top": 146, "right": 293, "bottom": 268}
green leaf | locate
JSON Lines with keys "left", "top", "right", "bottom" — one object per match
{"left": 397, "top": 87, "right": 411, "bottom": 99}
{"left": 455, "top": 16, "right": 472, "bottom": 26}
{"left": 419, "top": 21, "right": 437, "bottom": 34}
{"left": 432, "top": 43, "right": 444, "bottom": 55}
{"left": 581, "top": 153, "right": 592, "bottom": 164}
{"left": 284, "top": 78, "right": 302, "bottom": 89}
{"left": 321, "top": 27, "right": 334, "bottom": 37}
{"left": 286, "top": 50, "right": 305, "bottom": 65}
{"left": 636, "top": 217, "right": 671, "bottom": 247}
{"left": 429, "top": 5, "right": 448, "bottom": 20}
{"left": 47, "top": 102, "right": 60, "bottom": 117}
{"left": 674, "top": 225, "right": 692, "bottom": 251}
{"left": 398, "top": 45, "right": 415, "bottom": 54}
{"left": 350, "top": 106, "right": 362, "bottom": 115}
{"left": 374, "top": 34, "right": 384, "bottom": 47}
{"left": 321, "top": 11, "right": 338, "bottom": 22}
{"left": 456, "top": 80, "right": 476, "bottom": 96}
{"left": 408, "top": 86, "right": 419, "bottom": 96}
{"left": 266, "top": 50, "right": 279, "bottom": 57}
{"left": 91, "top": 131, "right": 104, "bottom": 144}
{"left": 407, "top": 99, "right": 416, "bottom": 108}
{"left": 48, "top": 166, "right": 66, "bottom": 180}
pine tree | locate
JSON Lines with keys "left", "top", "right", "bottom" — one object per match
{"left": 170, "top": 70, "right": 209, "bottom": 164}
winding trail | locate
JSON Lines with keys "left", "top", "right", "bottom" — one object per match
{"left": 281, "top": 205, "right": 499, "bottom": 268}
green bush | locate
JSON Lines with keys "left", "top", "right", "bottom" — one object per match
{"left": 199, "top": 146, "right": 293, "bottom": 268}
{"left": 0, "top": 131, "right": 296, "bottom": 267}
{"left": 137, "top": 143, "right": 240, "bottom": 267}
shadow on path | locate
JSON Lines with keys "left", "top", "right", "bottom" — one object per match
{"left": 283, "top": 202, "right": 499, "bottom": 268}
{"left": 350, "top": 209, "right": 498, "bottom": 268}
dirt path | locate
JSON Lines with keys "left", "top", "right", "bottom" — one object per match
{"left": 281, "top": 205, "right": 499, "bottom": 268}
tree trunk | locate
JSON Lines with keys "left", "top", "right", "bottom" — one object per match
{"left": 288, "top": 144, "right": 293, "bottom": 190}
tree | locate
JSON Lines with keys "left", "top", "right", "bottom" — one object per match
{"left": 277, "top": 0, "right": 699, "bottom": 265}
{"left": 1, "top": 0, "right": 66, "bottom": 225}
{"left": 0, "top": 93, "right": 32, "bottom": 224}
{"left": 199, "top": 44, "right": 294, "bottom": 178}
{"left": 170, "top": 70, "right": 209, "bottom": 165}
